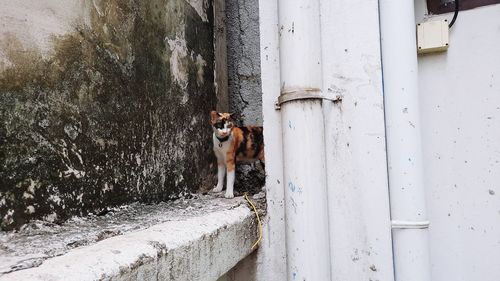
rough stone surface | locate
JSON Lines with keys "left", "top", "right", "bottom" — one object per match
{"left": 224, "top": 0, "right": 265, "bottom": 194}
{"left": 0, "top": 195, "right": 259, "bottom": 281}
{"left": 225, "top": 0, "right": 262, "bottom": 126}
{"left": 234, "top": 162, "right": 266, "bottom": 196}
{"left": 0, "top": 0, "right": 215, "bottom": 230}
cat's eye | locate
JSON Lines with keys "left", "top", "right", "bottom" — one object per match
{"left": 215, "top": 122, "right": 224, "bottom": 129}
{"left": 227, "top": 123, "right": 233, "bottom": 128}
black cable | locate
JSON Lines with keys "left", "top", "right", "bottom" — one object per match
{"left": 448, "top": 0, "right": 459, "bottom": 28}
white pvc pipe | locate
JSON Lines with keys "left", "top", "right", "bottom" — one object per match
{"left": 379, "top": 0, "right": 431, "bottom": 280}
{"left": 277, "top": 0, "right": 331, "bottom": 280}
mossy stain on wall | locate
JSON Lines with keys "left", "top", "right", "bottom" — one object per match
{"left": 0, "top": 0, "right": 215, "bottom": 230}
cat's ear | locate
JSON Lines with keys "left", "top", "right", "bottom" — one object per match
{"left": 228, "top": 112, "right": 238, "bottom": 120}
{"left": 210, "top": 110, "right": 219, "bottom": 124}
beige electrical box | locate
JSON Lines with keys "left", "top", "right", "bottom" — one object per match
{"left": 417, "top": 19, "right": 449, "bottom": 54}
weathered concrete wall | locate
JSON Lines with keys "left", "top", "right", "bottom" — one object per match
{"left": 225, "top": 0, "right": 262, "bottom": 126}
{"left": 223, "top": 0, "right": 265, "bottom": 196}
{"left": 0, "top": 0, "right": 215, "bottom": 230}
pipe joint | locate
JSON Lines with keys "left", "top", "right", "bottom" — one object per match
{"left": 391, "top": 220, "right": 430, "bottom": 229}
{"left": 275, "top": 88, "right": 342, "bottom": 110}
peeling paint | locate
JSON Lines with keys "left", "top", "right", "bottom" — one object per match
{"left": 167, "top": 29, "right": 189, "bottom": 90}
{"left": 196, "top": 54, "right": 207, "bottom": 86}
{"left": 25, "top": 205, "right": 35, "bottom": 214}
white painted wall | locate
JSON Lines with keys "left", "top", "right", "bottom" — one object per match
{"left": 237, "top": 0, "right": 396, "bottom": 279}
{"left": 415, "top": 2, "right": 500, "bottom": 281}
{"left": 230, "top": 2, "right": 500, "bottom": 281}
{"left": 252, "top": 0, "right": 287, "bottom": 278}
{"left": 320, "top": 0, "right": 394, "bottom": 280}
{"left": 239, "top": 0, "right": 394, "bottom": 279}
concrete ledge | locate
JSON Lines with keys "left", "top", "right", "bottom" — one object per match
{"left": 1, "top": 205, "right": 258, "bottom": 281}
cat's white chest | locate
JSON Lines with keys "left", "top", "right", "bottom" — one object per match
{"left": 213, "top": 133, "right": 231, "bottom": 160}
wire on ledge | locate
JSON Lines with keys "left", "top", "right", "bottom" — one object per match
{"left": 244, "top": 192, "right": 263, "bottom": 250}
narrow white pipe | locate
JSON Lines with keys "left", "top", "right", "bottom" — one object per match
{"left": 277, "top": 0, "right": 331, "bottom": 280}
{"left": 379, "top": 0, "right": 431, "bottom": 280}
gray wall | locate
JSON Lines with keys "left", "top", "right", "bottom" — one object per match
{"left": 0, "top": 0, "right": 215, "bottom": 230}
{"left": 225, "top": 0, "right": 262, "bottom": 126}
{"left": 222, "top": 0, "right": 264, "bottom": 194}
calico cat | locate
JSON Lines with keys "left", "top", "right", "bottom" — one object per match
{"left": 210, "top": 111, "right": 264, "bottom": 198}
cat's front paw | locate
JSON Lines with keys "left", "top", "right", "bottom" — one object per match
{"left": 211, "top": 184, "right": 223, "bottom": 193}
{"left": 224, "top": 192, "right": 234, "bottom": 199}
